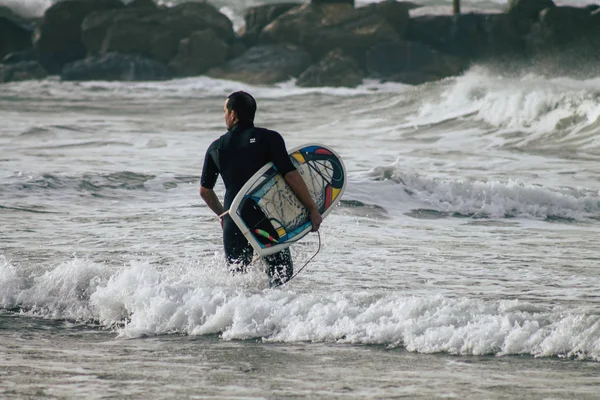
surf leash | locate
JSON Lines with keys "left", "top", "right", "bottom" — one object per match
{"left": 272, "top": 230, "right": 321, "bottom": 288}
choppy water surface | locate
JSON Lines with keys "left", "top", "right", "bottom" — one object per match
{"left": 2, "top": 1, "right": 600, "bottom": 398}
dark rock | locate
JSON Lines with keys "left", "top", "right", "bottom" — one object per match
{"left": 529, "top": 6, "right": 597, "bottom": 47}
{"left": 227, "top": 40, "right": 247, "bottom": 60}
{"left": 166, "top": 0, "right": 236, "bottom": 44}
{"left": 297, "top": 49, "right": 363, "bottom": 87}
{"left": 82, "top": 7, "right": 157, "bottom": 56}
{"left": 506, "top": 0, "right": 556, "bottom": 20}
{"left": 587, "top": 4, "right": 600, "bottom": 13}
{"left": 260, "top": 3, "right": 400, "bottom": 61}
{"left": 206, "top": 44, "right": 312, "bottom": 85}
{"left": 0, "top": 16, "right": 34, "bottom": 60}
{"left": 61, "top": 52, "right": 171, "bottom": 81}
{"left": 0, "top": 61, "right": 47, "bottom": 83}
{"left": 360, "top": 0, "right": 411, "bottom": 38}
{"left": 239, "top": 3, "right": 299, "bottom": 48}
{"left": 526, "top": 6, "right": 600, "bottom": 72}
{"left": 82, "top": 2, "right": 235, "bottom": 64}
{"left": 100, "top": 16, "right": 178, "bottom": 63}
{"left": 366, "top": 41, "right": 465, "bottom": 85}
{"left": 311, "top": 0, "right": 354, "bottom": 5}
{"left": 244, "top": 3, "right": 299, "bottom": 32}
{"left": 407, "top": 13, "right": 514, "bottom": 61}
{"left": 2, "top": 49, "right": 36, "bottom": 64}
{"left": 127, "top": 0, "right": 158, "bottom": 9}
{"left": 405, "top": 15, "right": 453, "bottom": 50}
{"left": 34, "top": 0, "right": 125, "bottom": 74}
{"left": 451, "top": 13, "right": 490, "bottom": 59}
{"left": 169, "top": 29, "right": 229, "bottom": 77}
{"left": 484, "top": 14, "right": 528, "bottom": 59}
{"left": 506, "top": 0, "right": 556, "bottom": 35}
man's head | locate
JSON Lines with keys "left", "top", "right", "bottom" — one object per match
{"left": 224, "top": 91, "right": 257, "bottom": 130}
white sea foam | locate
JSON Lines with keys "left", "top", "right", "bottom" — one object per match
{"left": 409, "top": 67, "right": 600, "bottom": 150}
{"left": 14, "top": 258, "right": 108, "bottom": 320}
{"left": 3, "top": 255, "right": 599, "bottom": 360}
{"left": 0, "top": 256, "right": 27, "bottom": 307}
{"left": 357, "top": 164, "right": 600, "bottom": 220}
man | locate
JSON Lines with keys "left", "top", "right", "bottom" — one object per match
{"left": 200, "top": 91, "right": 322, "bottom": 286}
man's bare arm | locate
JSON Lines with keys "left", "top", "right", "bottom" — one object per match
{"left": 284, "top": 170, "right": 322, "bottom": 231}
{"left": 200, "top": 186, "right": 225, "bottom": 217}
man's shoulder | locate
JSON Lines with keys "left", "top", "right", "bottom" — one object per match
{"left": 206, "top": 133, "right": 227, "bottom": 151}
{"left": 254, "top": 126, "right": 283, "bottom": 140}
{"left": 254, "top": 126, "right": 279, "bottom": 134}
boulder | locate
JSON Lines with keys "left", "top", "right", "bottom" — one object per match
{"left": 587, "top": 5, "right": 600, "bottom": 13}
{"left": 526, "top": 6, "right": 600, "bottom": 72}
{"left": 528, "top": 6, "right": 598, "bottom": 47}
{"left": 34, "top": 0, "right": 125, "bottom": 74}
{"left": 297, "top": 49, "right": 363, "bottom": 87}
{"left": 206, "top": 44, "right": 312, "bottom": 85}
{"left": 2, "top": 49, "right": 37, "bottom": 64}
{"left": 405, "top": 15, "right": 453, "bottom": 50}
{"left": 0, "top": 16, "right": 34, "bottom": 61}
{"left": 506, "top": 0, "right": 556, "bottom": 20}
{"left": 82, "top": 7, "right": 156, "bottom": 56}
{"left": 406, "top": 14, "right": 491, "bottom": 60}
{"left": 366, "top": 41, "right": 465, "bottom": 85}
{"left": 127, "top": 0, "right": 158, "bottom": 9}
{"left": 82, "top": 2, "right": 235, "bottom": 64}
{"left": 311, "top": 0, "right": 354, "bottom": 4}
{"left": 0, "top": 61, "right": 47, "bottom": 83}
{"left": 506, "top": 0, "right": 556, "bottom": 35}
{"left": 260, "top": 3, "right": 400, "bottom": 61}
{"left": 239, "top": 3, "right": 299, "bottom": 48}
{"left": 484, "top": 14, "right": 528, "bottom": 59}
{"left": 360, "top": 0, "right": 411, "bottom": 38}
{"left": 167, "top": 0, "right": 235, "bottom": 43}
{"left": 168, "top": 29, "right": 229, "bottom": 77}
{"left": 61, "top": 52, "right": 171, "bottom": 81}
{"left": 244, "top": 3, "right": 299, "bottom": 33}
{"left": 451, "top": 13, "right": 490, "bottom": 59}
{"left": 227, "top": 39, "right": 247, "bottom": 60}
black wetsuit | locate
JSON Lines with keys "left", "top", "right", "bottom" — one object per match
{"left": 200, "top": 121, "right": 296, "bottom": 285}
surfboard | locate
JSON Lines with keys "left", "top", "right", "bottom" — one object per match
{"left": 228, "top": 143, "right": 346, "bottom": 257}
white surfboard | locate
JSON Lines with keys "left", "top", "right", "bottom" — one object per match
{"left": 228, "top": 143, "right": 346, "bottom": 257}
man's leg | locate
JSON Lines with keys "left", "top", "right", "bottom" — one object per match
{"left": 264, "top": 249, "right": 293, "bottom": 287}
{"left": 222, "top": 214, "right": 253, "bottom": 272}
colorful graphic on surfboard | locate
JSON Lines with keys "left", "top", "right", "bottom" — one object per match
{"left": 229, "top": 143, "right": 346, "bottom": 257}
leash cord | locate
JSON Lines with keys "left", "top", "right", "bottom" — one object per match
{"left": 273, "top": 230, "right": 321, "bottom": 288}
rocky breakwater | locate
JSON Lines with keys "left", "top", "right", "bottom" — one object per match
{"left": 0, "top": 0, "right": 599, "bottom": 86}
{"left": 227, "top": 0, "right": 600, "bottom": 86}
{"left": 0, "top": 0, "right": 237, "bottom": 83}
{"left": 0, "top": 6, "right": 45, "bottom": 83}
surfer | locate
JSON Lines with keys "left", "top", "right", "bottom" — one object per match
{"left": 200, "top": 91, "right": 322, "bottom": 286}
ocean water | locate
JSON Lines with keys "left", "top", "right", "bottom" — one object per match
{"left": 2, "top": 0, "right": 600, "bottom": 399}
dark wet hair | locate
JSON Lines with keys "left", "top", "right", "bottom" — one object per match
{"left": 227, "top": 91, "right": 257, "bottom": 123}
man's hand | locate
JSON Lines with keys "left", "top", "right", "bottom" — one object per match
{"left": 309, "top": 208, "right": 322, "bottom": 232}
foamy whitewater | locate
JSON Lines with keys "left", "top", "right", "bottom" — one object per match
{"left": 2, "top": 0, "right": 600, "bottom": 398}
